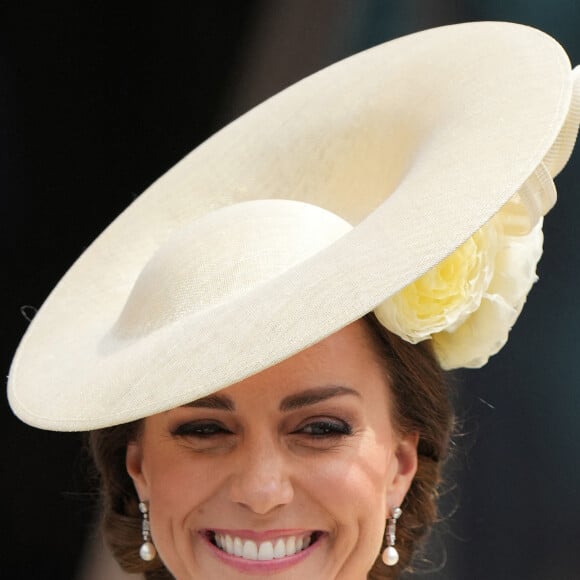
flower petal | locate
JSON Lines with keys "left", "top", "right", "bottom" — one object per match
{"left": 487, "top": 220, "right": 543, "bottom": 305}
{"left": 374, "top": 222, "right": 498, "bottom": 343}
{"left": 432, "top": 293, "right": 524, "bottom": 370}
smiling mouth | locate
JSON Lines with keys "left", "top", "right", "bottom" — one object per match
{"left": 207, "top": 531, "right": 323, "bottom": 561}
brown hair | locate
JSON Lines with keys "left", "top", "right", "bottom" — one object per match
{"left": 364, "top": 314, "right": 454, "bottom": 579}
{"left": 88, "top": 313, "right": 454, "bottom": 579}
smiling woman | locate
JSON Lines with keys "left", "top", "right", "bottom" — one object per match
{"left": 91, "top": 316, "right": 451, "bottom": 579}
{"left": 8, "top": 22, "right": 580, "bottom": 580}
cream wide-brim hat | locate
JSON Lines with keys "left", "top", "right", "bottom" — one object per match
{"left": 8, "top": 22, "right": 580, "bottom": 431}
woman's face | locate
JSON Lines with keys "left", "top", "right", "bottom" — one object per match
{"left": 127, "top": 320, "right": 418, "bottom": 580}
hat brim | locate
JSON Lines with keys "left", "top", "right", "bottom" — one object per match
{"left": 8, "top": 22, "right": 579, "bottom": 430}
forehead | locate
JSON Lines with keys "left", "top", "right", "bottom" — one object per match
{"left": 192, "top": 319, "right": 391, "bottom": 407}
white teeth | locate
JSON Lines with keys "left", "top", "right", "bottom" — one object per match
{"left": 242, "top": 540, "right": 258, "bottom": 560}
{"left": 258, "top": 541, "right": 274, "bottom": 560}
{"left": 233, "top": 536, "right": 243, "bottom": 556}
{"left": 214, "top": 533, "right": 314, "bottom": 561}
{"left": 274, "top": 538, "right": 286, "bottom": 559}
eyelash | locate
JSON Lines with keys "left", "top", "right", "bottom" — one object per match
{"left": 172, "top": 421, "right": 229, "bottom": 438}
{"left": 294, "top": 419, "right": 352, "bottom": 437}
{"left": 172, "top": 418, "right": 353, "bottom": 439}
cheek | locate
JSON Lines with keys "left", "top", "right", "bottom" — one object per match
{"left": 143, "top": 447, "right": 226, "bottom": 545}
{"left": 299, "top": 435, "right": 394, "bottom": 526}
{"left": 143, "top": 451, "right": 227, "bottom": 576}
{"left": 305, "top": 441, "right": 392, "bottom": 573}
{"left": 311, "top": 447, "right": 391, "bottom": 491}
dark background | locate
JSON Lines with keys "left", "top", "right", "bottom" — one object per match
{"left": 2, "top": 2, "right": 579, "bottom": 579}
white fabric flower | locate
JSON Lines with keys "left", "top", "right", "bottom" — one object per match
{"left": 374, "top": 205, "right": 544, "bottom": 369}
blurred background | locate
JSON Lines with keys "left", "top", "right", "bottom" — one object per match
{"left": 2, "top": 1, "right": 579, "bottom": 579}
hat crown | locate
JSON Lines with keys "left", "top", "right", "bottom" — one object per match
{"left": 112, "top": 200, "right": 352, "bottom": 339}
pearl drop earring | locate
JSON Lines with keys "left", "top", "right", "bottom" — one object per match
{"left": 138, "top": 501, "right": 157, "bottom": 561}
{"left": 382, "top": 506, "right": 402, "bottom": 566}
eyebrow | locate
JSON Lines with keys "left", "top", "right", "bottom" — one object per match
{"left": 279, "top": 385, "right": 361, "bottom": 412}
{"left": 183, "top": 385, "right": 360, "bottom": 413}
{"left": 184, "top": 394, "right": 235, "bottom": 411}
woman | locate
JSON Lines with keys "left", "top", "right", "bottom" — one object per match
{"left": 8, "top": 22, "right": 580, "bottom": 579}
{"left": 92, "top": 312, "right": 449, "bottom": 579}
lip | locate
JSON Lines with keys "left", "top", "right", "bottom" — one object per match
{"left": 200, "top": 529, "right": 325, "bottom": 574}
{"left": 208, "top": 528, "right": 312, "bottom": 541}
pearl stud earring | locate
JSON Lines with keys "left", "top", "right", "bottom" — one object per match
{"left": 382, "top": 506, "right": 402, "bottom": 566}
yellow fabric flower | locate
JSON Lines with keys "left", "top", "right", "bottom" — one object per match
{"left": 375, "top": 206, "right": 544, "bottom": 369}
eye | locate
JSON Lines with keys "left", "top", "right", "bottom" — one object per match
{"left": 172, "top": 421, "right": 232, "bottom": 438}
{"left": 295, "top": 419, "right": 352, "bottom": 437}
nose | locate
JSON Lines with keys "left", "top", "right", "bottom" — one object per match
{"left": 228, "top": 434, "right": 294, "bottom": 515}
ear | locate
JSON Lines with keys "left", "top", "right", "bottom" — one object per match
{"left": 126, "top": 439, "right": 150, "bottom": 500}
{"left": 386, "top": 431, "right": 419, "bottom": 515}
